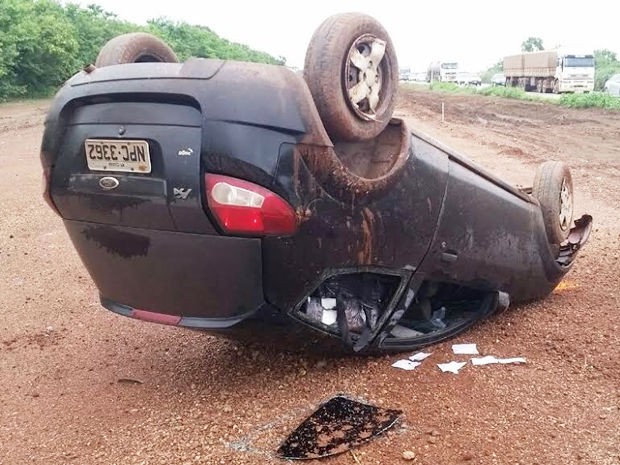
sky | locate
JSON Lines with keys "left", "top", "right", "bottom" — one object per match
{"left": 66, "top": 0, "right": 619, "bottom": 72}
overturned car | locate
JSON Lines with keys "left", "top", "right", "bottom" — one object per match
{"left": 40, "top": 14, "right": 591, "bottom": 353}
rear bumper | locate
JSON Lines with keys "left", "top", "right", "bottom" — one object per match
{"left": 101, "top": 297, "right": 259, "bottom": 328}
{"left": 64, "top": 220, "right": 264, "bottom": 321}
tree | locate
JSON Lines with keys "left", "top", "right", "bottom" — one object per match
{"left": 594, "top": 49, "right": 617, "bottom": 65}
{"left": 63, "top": 3, "right": 134, "bottom": 67}
{"left": 146, "top": 18, "right": 284, "bottom": 65}
{"left": 0, "top": 0, "right": 284, "bottom": 101}
{"left": 593, "top": 49, "right": 620, "bottom": 91}
{"left": 0, "top": 0, "right": 80, "bottom": 100}
{"left": 521, "top": 37, "right": 544, "bottom": 52}
{"left": 482, "top": 60, "right": 503, "bottom": 83}
{"left": 0, "top": 0, "right": 27, "bottom": 98}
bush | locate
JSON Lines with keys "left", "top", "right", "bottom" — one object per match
{"left": 594, "top": 50, "right": 620, "bottom": 91}
{"left": 63, "top": 4, "right": 134, "bottom": 68}
{"left": 0, "top": 0, "right": 83, "bottom": 100}
{"left": 595, "top": 65, "right": 620, "bottom": 92}
{"left": 424, "top": 81, "right": 541, "bottom": 103}
{"left": 0, "top": 0, "right": 284, "bottom": 101}
{"left": 477, "top": 86, "right": 542, "bottom": 101}
{"left": 147, "top": 18, "right": 284, "bottom": 64}
{"left": 429, "top": 81, "right": 462, "bottom": 93}
{"left": 559, "top": 92, "right": 620, "bottom": 110}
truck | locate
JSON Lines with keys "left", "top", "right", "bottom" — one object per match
{"left": 427, "top": 61, "right": 459, "bottom": 82}
{"left": 503, "top": 50, "right": 594, "bottom": 93}
{"left": 399, "top": 67, "right": 412, "bottom": 81}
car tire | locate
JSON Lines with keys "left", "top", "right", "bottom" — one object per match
{"left": 532, "top": 161, "right": 573, "bottom": 246}
{"left": 303, "top": 13, "right": 398, "bottom": 142}
{"left": 95, "top": 32, "right": 178, "bottom": 67}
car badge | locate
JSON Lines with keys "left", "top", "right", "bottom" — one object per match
{"left": 173, "top": 187, "right": 192, "bottom": 200}
{"left": 177, "top": 148, "right": 193, "bottom": 156}
{"left": 99, "top": 176, "right": 120, "bottom": 190}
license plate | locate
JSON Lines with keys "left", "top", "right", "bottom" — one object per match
{"left": 85, "top": 139, "right": 151, "bottom": 173}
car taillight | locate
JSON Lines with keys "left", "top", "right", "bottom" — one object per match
{"left": 42, "top": 165, "right": 60, "bottom": 216}
{"left": 204, "top": 174, "right": 297, "bottom": 236}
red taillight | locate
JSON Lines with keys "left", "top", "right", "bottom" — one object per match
{"left": 205, "top": 174, "right": 297, "bottom": 236}
{"left": 42, "top": 165, "right": 60, "bottom": 216}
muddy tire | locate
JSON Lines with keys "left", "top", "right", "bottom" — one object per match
{"left": 303, "top": 13, "right": 398, "bottom": 142}
{"left": 95, "top": 33, "right": 178, "bottom": 67}
{"left": 532, "top": 161, "right": 573, "bottom": 245}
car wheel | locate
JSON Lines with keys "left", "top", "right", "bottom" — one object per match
{"left": 95, "top": 32, "right": 178, "bottom": 67}
{"left": 303, "top": 13, "right": 398, "bottom": 142}
{"left": 532, "top": 161, "right": 573, "bottom": 246}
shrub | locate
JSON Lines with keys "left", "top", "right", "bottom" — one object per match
{"left": 0, "top": 0, "right": 283, "bottom": 101}
{"left": 559, "top": 92, "right": 620, "bottom": 110}
{"left": 429, "top": 81, "right": 463, "bottom": 93}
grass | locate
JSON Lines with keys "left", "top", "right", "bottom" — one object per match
{"left": 558, "top": 92, "right": 620, "bottom": 110}
{"left": 428, "top": 82, "right": 463, "bottom": 93}
{"left": 405, "top": 81, "right": 620, "bottom": 110}
{"left": 420, "top": 81, "right": 542, "bottom": 102}
{"left": 477, "top": 85, "right": 537, "bottom": 101}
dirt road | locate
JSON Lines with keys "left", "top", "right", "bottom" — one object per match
{"left": 1, "top": 90, "right": 619, "bottom": 465}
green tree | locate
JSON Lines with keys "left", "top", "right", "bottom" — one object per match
{"left": 594, "top": 49, "right": 617, "bottom": 63}
{"left": 521, "top": 37, "right": 544, "bottom": 52}
{"left": 63, "top": 3, "right": 134, "bottom": 67}
{"left": 0, "top": 0, "right": 27, "bottom": 98}
{"left": 593, "top": 48, "right": 620, "bottom": 91}
{"left": 0, "top": 0, "right": 79, "bottom": 100}
{"left": 482, "top": 59, "right": 503, "bottom": 82}
{"left": 146, "top": 18, "right": 285, "bottom": 65}
{"left": 0, "top": 0, "right": 285, "bottom": 101}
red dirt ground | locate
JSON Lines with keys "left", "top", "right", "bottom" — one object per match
{"left": 1, "top": 89, "right": 618, "bottom": 465}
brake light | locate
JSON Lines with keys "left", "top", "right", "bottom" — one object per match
{"left": 42, "top": 165, "right": 60, "bottom": 216}
{"left": 205, "top": 174, "right": 297, "bottom": 236}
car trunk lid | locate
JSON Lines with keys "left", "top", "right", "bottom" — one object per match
{"left": 50, "top": 99, "right": 215, "bottom": 233}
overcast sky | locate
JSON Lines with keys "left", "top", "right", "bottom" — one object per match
{"left": 66, "top": 0, "right": 618, "bottom": 71}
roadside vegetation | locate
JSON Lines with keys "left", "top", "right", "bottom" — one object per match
{"left": 593, "top": 49, "right": 620, "bottom": 91}
{"left": 0, "top": 0, "right": 284, "bottom": 101}
{"left": 408, "top": 82, "right": 620, "bottom": 111}
{"left": 425, "top": 81, "right": 540, "bottom": 102}
{"left": 559, "top": 93, "right": 620, "bottom": 110}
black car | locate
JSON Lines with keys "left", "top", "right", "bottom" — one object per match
{"left": 40, "top": 14, "right": 591, "bottom": 353}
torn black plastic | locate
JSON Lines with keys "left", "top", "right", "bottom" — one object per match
{"left": 297, "top": 272, "right": 402, "bottom": 352}
{"left": 276, "top": 396, "right": 402, "bottom": 460}
{"left": 556, "top": 214, "right": 593, "bottom": 266}
{"left": 379, "top": 281, "right": 501, "bottom": 351}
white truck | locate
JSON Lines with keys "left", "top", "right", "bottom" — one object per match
{"left": 427, "top": 61, "right": 459, "bottom": 83}
{"left": 399, "top": 68, "right": 412, "bottom": 81}
{"left": 503, "top": 50, "right": 594, "bottom": 93}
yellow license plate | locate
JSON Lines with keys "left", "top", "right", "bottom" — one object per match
{"left": 85, "top": 139, "right": 151, "bottom": 173}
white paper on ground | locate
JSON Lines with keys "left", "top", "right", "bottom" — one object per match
{"left": 392, "top": 360, "right": 422, "bottom": 371}
{"left": 452, "top": 343, "right": 479, "bottom": 355}
{"left": 321, "top": 298, "right": 337, "bottom": 310}
{"left": 471, "top": 356, "right": 527, "bottom": 366}
{"left": 437, "top": 361, "right": 467, "bottom": 374}
{"left": 321, "top": 309, "right": 337, "bottom": 326}
{"left": 409, "top": 352, "right": 432, "bottom": 362}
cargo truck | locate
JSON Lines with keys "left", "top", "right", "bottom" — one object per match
{"left": 427, "top": 61, "right": 459, "bottom": 82}
{"left": 503, "top": 50, "right": 594, "bottom": 93}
